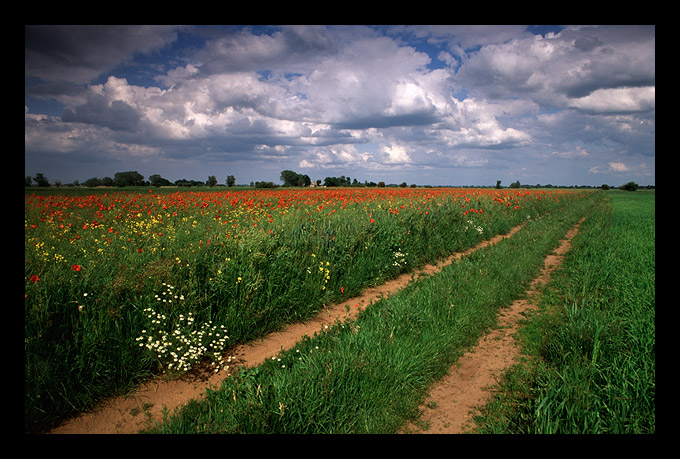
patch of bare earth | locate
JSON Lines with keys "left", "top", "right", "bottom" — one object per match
{"left": 402, "top": 218, "right": 585, "bottom": 434}
{"left": 49, "top": 224, "right": 525, "bottom": 434}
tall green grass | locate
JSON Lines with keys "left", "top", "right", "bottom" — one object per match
{"left": 147, "top": 193, "right": 597, "bottom": 433}
{"left": 474, "top": 191, "right": 655, "bottom": 434}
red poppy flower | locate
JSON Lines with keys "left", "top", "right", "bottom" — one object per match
{"left": 30, "top": 275, "right": 39, "bottom": 283}
{"left": 72, "top": 264, "right": 82, "bottom": 272}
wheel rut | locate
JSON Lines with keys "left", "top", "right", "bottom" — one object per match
{"left": 402, "top": 217, "right": 585, "bottom": 434}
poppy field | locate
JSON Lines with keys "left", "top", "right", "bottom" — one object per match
{"left": 25, "top": 186, "right": 589, "bottom": 433}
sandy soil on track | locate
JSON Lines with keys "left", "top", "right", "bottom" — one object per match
{"left": 402, "top": 218, "right": 585, "bottom": 434}
{"left": 49, "top": 222, "right": 537, "bottom": 435}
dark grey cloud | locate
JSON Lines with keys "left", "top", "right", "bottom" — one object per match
{"left": 334, "top": 111, "right": 442, "bottom": 130}
{"left": 573, "top": 35, "right": 604, "bottom": 52}
{"left": 62, "top": 95, "right": 141, "bottom": 132}
{"left": 25, "top": 25, "right": 180, "bottom": 84}
{"left": 191, "top": 25, "right": 342, "bottom": 77}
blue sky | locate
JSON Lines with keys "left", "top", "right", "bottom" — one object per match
{"left": 25, "top": 25, "right": 655, "bottom": 187}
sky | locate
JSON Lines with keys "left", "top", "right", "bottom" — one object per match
{"left": 25, "top": 25, "right": 655, "bottom": 187}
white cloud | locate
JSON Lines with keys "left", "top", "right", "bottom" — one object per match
{"left": 609, "top": 162, "right": 630, "bottom": 172}
{"left": 589, "top": 161, "right": 631, "bottom": 174}
{"left": 298, "top": 144, "right": 371, "bottom": 169}
{"left": 381, "top": 144, "right": 412, "bottom": 164}
{"left": 439, "top": 98, "right": 532, "bottom": 147}
{"left": 567, "top": 87, "right": 655, "bottom": 113}
{"left": 552, "top": 146, "right": 589, "bottom": 158}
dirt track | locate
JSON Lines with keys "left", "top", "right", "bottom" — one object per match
{"left": 49, "top": 220, "right": 580, "bottom": 434}
{"left": 403, "top": 218, "right": 584, "bottom": 433}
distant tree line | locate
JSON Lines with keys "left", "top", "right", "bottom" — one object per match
{"left": 281, "top": 170, "right": 417, "bottom": 188}
{"left": 24, "top": 171, "right": 653, "bottom": 191}
{"left": 494, "top": 180, "right": 652, "bottom": 191}
{"left": 25, "top": 171, "right": 239, "bottom": 188}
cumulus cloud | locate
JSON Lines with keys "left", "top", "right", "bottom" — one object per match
{"left": 24, "top": 25, "right": 655, "bottom": 186}
{"left": 299, "top": 144, "right": 371, "bottom": 169}
{"left": 381, "top": 144, "right": 412, "bottom": 164}
{"left": 455, "top": 25, "right": 655, "bottom": 107}
{"left": 590, "top": 162, "right": 630, "bottom": 174}
{"left": 567, "top": 86, "right": 655, "bottom": 113}
{"left": 438, "top": 98, "right": 532, "bottom": 148}
{"left": 609, "top": 162, "right": 630, "bottom": 172}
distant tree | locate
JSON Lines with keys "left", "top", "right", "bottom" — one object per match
{"left": 323, "top": 176, "right": 339, "bottom": 187}
{"left": 509, "top": 180, "right": 521, "bottom": 188}
{"left": 34, "top": 173, "right": 49, "bottom": 187}
{"left": 324, "top": 175, "right": 358, "bottom": 187}
{"left": 601, "top": 184, "right": 610, "bottom": 190}
{"left": 280, "top": 170, "right": 297, "bottom": 186}
{"left": 399, "top": 182, "right": 407, "bottom": 188}
{"left": 377, "top": 181, "right": 386, "bottom": 188}
{"left": 114, "top": 171, "right": 145, "bottom": 187}
{"left": 149, "top": 174, "right": 172, "bottom": 187}
{"left": 226, "top": 175, "right": 236, "bottom": 187}
{"left": 84, "top": 177, "right": 102, "bottom": 187}
{"left": 207, "top": 175, "right": 218, "bottom": 187}
{"left": 495, "top": 180, "right": 502, "bottom": 189}
{"left": 620, "top": 181, "right": 639, "bottom": 191}
{"left": 25, "top": 176, "right": 32, "bottom": 186}
{"left": 102, "top": 176, "right": 114, "bottom": 186}
{"left": 281, "top": 170, "right": 310, "bottom": 187}
{"left": 175, "top": 178, "right": 204, "bottom": 187}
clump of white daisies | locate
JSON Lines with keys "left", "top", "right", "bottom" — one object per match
{"left": 136, "top": 283, "right": 230, "bottom": 374}
{"left": 464, "top": 220, "right": 484, "bottom": 235}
